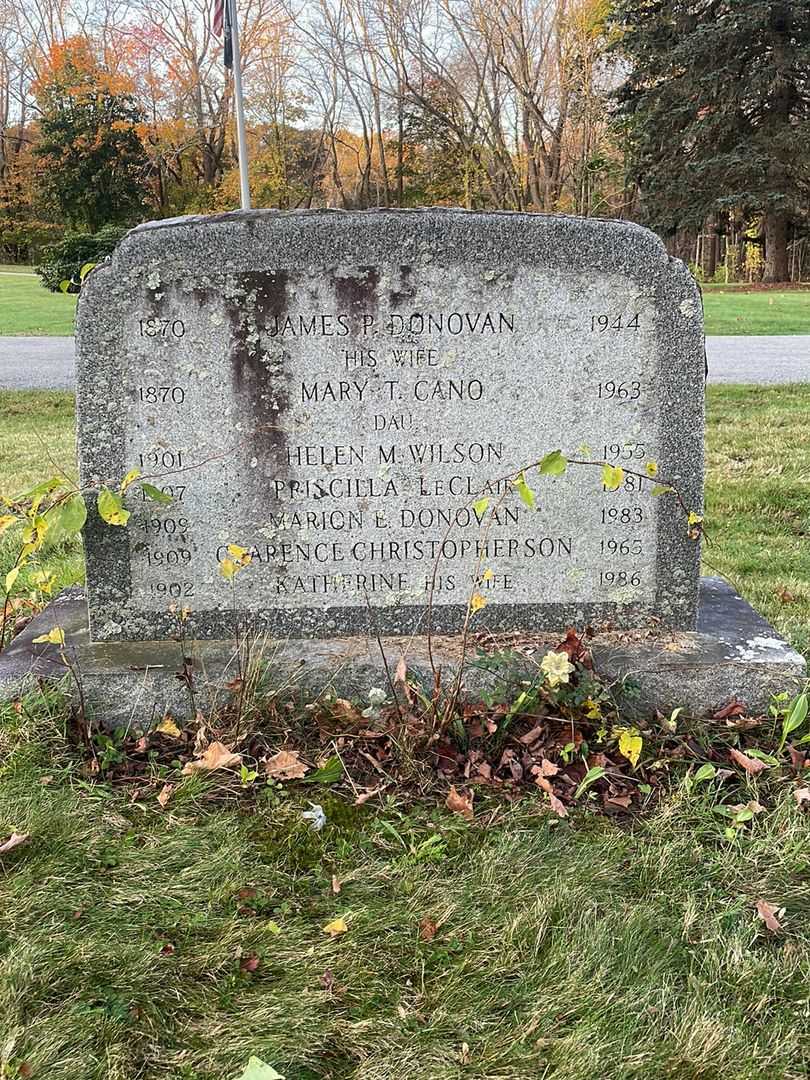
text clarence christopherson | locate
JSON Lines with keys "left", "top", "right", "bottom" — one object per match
{"left": 264, "top": 311, "right": 516, "bottom": 338}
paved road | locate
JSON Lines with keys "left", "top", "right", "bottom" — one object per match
{"left": 0, "top": 334, "right": 808, "bottom": 390}
{"left": 0, "top": 336, "right": 75, "bottom": 390}
{"left": 706, "top": 335, "right": 810, "bottom": 384}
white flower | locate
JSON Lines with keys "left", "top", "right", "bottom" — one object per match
{"left": 302, "top": 803, "right": 326, "bottom": 831}
{"left": 540, "top": 650, "right": 574, "bottom": 689}
{"left": 362, "top": 686, "right": 388, "bottom": 719}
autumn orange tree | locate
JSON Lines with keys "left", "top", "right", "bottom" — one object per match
{"left": 33, "top": 36, "right": 149, "bottom": 231}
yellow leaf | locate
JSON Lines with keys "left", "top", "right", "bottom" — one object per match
{"left": 227, "top": 544, "right": 250, "bottom": 561}
{"left": 156, "top": 716, "right": 182, "bottom": 737}
{"left": 4, "top": 566, "right": 20, "bottom": 594}
{"left": 322, "top": 916, "right": 348, "bottom": 937}
{"left": 120, "top": 468, "right": 141, "bottom": 494}
{"left": 470, "top": 592, "right": 487, "bottom": 613}
{"left": 645, "top": 461, "right": 658, "bottom": 478}
{"left": 0, "top": 515, "right": 16, "bottom": 536}
{"left": 584, "top": 698, "right": 602, "bottom": 720}
{"left": 602, "top": 463, "right": 624, "bottom": 491}
{"left": 97, "top": 487, "right": 130, "bottom": 527}
{"left": 220, "top": 557, "right": 237, "bottom": 580}
{"left": 688, "top": 511, "right": 703, "bottom": 526}
{"left": 32, "top": 627, "right": 65, "bottom": 646}
{"left": 616, "top": 727, "right": 643, "bottom": 767}
{"left": 482, "top": 568, "right": 494, "bottom": 582}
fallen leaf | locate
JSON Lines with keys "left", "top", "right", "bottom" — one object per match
{"left": 729, "top": 747, "right": 766, "bottom": 775}
{"left": 354, "top": 785, "right": 384, "bottom": 805}
{"left": 548, "top": 792, "right": 568, "bottom": 818}
{"left": 776, "top": 587, "right": 797, "bottom": 604}
{"left": 419, "top": 916, "right": 438, "bottom": 941}
{"left": 156, "top": 716, "right": 182, "bottom": 738}
{"left": 755, "top": 899, "right": 782, "bottom": 933}
{"left": 331, "top": 875, "right": 342, "bottom": 895}
{"left": 793, "top": 787, "right": 810, "bottom": 808}
{"left": 537, "top": 758, "right": 559, "bottom": 777}
{"left": 714, "top": 699, "right": 746, "bottom": 720}
{"left": 182, "top": 741, "right": 241, "bottom": 774}
{"left": 446, "top": 785, "right": 474, "bottom": 821}
{"left": 265, "top": 749, "right": 310, "bottom": 781}
{"left": 235, "top": 1058, "right": 285, "bottom": 1080}
{"left": 394, "top": 655, "right": 407, "bottom": 684}
{"left": 519, "top": 724, "right": 544, "bottom": 746}
{"left": 39, "top": 775, "right": 54, "bottom": 786}
{"left": 322, "top": 916, "right": 348, "bottom": 937}
{"left": 0, "top": 832, "right": 30, "bottom": 854}
{"left": 789, "top": 747, "right": 807, "bottom": 771}
{"left": 157, "top": 783, "right": 173, "bottom": 808}
{"left": 240, "top": 953, "right": 261, "bottom": 973}
{"left": 605, "top": 793, "right": 632, "bottom": 808}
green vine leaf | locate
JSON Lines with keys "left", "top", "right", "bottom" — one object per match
{"left": 44, "top": 493, "right": 87, "bottom": 546}
{"left": 97, "top": 487, "right": 130, "bottom": 527}
{"left": 472, "top": 496, "right": 490, "bottom": 516}
{"left": 650, "top": 484, "right": 673, "bottom": 497}
{"left": 538, "top": 450, "right": 567, "bottom": 477}
{"left": 141, "top": 483, "right": 173, "bottom": 506}
{"left": 514, "top": 472, "right": 536, "bottom": 509}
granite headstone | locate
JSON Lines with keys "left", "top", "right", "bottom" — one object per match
{"left": 76, "top": 209, "right": 705, "bottom": 642}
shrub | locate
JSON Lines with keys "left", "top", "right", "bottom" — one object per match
{"left": 35, "top": 224, "right": 128, "bottom": 293}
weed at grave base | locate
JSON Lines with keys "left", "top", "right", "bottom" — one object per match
{"left": 53, "top": 626, "right": 810, "bottom": 830}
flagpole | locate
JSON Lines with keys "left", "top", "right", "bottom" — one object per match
{"left": 228, "top": 0, "right": 251, "bottom": 210}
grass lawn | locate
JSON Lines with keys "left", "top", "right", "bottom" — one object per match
{"left": 1, "top": 387, "right": 810, "bottom": 1079}
{"left": 0, "top": 269, "right": 77, "bottom": 336}
{"left": 701, "top": 285, "right": 810, "bottom": 335}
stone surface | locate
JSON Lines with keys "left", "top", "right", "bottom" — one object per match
{"left": 77, "top": 209, "right": 704, "bottom": 642}
{"left": 1, "top": 580, "right": 803, "bottom": 728}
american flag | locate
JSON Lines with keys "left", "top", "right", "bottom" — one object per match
{"left": 213, "top": 0, "right": 233, "bottom": 68}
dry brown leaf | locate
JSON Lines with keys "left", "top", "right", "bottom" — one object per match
{"left": 605, "top": 793, "right": 632, "bottom": 808}
{"left": 0, "top": 831, "right": 29, "bottom": 854}
{"left": 182, "top": 740, "right": 241, "bottom": 774}
{"left": 265, "top": 749, "right": 310, "bottom": 781}
{"left": 157, "top": 783, "right": 174, "bottom": 808}
{"left": 729, "top": 747, "right": 766, "bottom": 775}
{"left": 535, "top": 775, "right": 553, "bottom": 795}
{"left": 714, "top": 699, "right": 746, "bottom": 720}
{"left": 519, "top": 724, "right": 544, "bottom": 746}
{"left": 789, "top": 747, "right": 807, "bottom": 771}
{"left": 446, "top": 785, "right": 474, "bottom": 821}
{"left": 419, "top": 916, "right": 438, "bottom": 941}
{"left": 240, "top": 953, "right": 261, "bottom": 972}
{"left": 793, "top": 787, "right": 810, "bottom": 808}
{"left": 756, "top": 899, "right": 782, "bottom": 933}
{"left": 538, "top": 758, "right": 559, "bottom": 777}
{"left": 331, "top": 875, "right": 342, "bottom": 895}
{"left": 548, "top": 792, "right": 568, "bottom": 818}
{"left": 395, "top": 655, "right": 407, "bottom": 684}
{"left": 354, "top": 784, "right": 384, "bottom": 805}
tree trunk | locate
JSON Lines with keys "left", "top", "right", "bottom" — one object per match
{"left": 763, "top": 209, "right": 789, "bottom": 282}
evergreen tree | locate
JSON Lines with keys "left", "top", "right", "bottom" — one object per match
{"left": 33, "top": 37, "right": 149, "bottom": 233}
{"left": 612, "top": 1, "right": 810, "bottom": 281}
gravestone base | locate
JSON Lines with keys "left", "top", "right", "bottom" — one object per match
{"left": 0, "top": 578, "right": 804, "bottom": 728}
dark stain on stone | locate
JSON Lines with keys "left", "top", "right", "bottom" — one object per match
{"left": 390, "top": 265, "right": 416, "bottom": 308}
{"left": 225, "top": 270, "right": 290, "bottom": 461}
{"left": 334, "top": 266, "right": 380, "bottom": 318}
